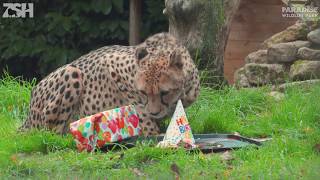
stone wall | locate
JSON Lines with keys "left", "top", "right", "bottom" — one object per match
{"left": 224, "top": 0, "right": 298, "bottom": 84}
{"left": 234, "top": 20, "right": 320, "bottom": 88}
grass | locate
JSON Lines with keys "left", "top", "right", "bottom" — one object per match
{"left": 0, "top": 74, "right": 319, "bottom": 179}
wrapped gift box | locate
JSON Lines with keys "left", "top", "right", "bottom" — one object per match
{"left": 70, "top": 105, "right": 141, "bottom": 152}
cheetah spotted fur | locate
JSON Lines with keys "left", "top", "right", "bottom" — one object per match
{"left": 20, "top": 33, "right": 200, "bottom": 136}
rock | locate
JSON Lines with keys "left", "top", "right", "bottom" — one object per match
{"left": 298, "top": 47, "right": 320, "bottom": 60}
{"left": 234, "top": 67, "right": 250, "bottom": 88}
{"left": 314, "top": 144, "right": 320, "bottom": 154}
{"left": 310, "top": 0, "right": 320, "bottom": 11}
{"left": 245, "top": 50, "right": 268, "bottom": 64}
{"left": 244, "top": 63, "right": 285, "bottom": 86}
{"left": 130, "top": 168, "right": 145, "bottom": 177}
{"left": 262, "top": 21, "right": 311, "bottom": 49}
{"left": 275, "top": 79, "right": 320, "bottom": 92}
{"left": 289, "top": 60, "right": 320, "bottom": 80}
{"left": 307, "top": 28, "right": 320, "bottom": 45}
{"left": 268, "top": 91, "right": 285, "bottom": 101}
{"left": 220, "top": 151, "right": 234, "bottom": 161}
{"left": 267, "top": 41, "right": 311, "bottom": 63}
{"left": 291, "top": 41, "right": 312, "bottom": 49}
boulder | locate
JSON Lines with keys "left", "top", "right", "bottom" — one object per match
{"left": 307, "top": 28, "right": 320, "bottom": 45}
{"left": 298, "top": 47, "right": 320, "bottom": 60}
{"left": 234, "top": 67, "right": 250, "bottom": 88}
{"left": 289, "top": 60, "right": 320, "bottom": 80}
{"left": 244, "top": 63, "right": 285, "bottom": 86}
{"left": 267, "top": 41, "right": 311, "bottom": 63}
{"left": 268, "top": 91, "right": 285, "bottom": 101}
{"left": 262, "top": 21, "right": 311, "bottom": 49}
{"left": 245, "top": 50, "right": 268, "bottom": 64}
{"left": 275, "top": 79, "right": 320, "bottom": 92}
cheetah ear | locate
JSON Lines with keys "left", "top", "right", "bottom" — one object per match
{"left": 170, "top": 49, "right": 183, "bottom": 69}
{"left": 135, "top": 47, "right": 148, "bottom": 61}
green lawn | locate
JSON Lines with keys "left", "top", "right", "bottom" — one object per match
{"left": 0, "top": 74, "right": 319, "bottom": 179}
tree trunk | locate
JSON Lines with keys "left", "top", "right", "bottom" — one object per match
{"left": 129, "top": 0, "right": 142, "bottom": 45}
{"left": 164, "top": 0, "right": 241, "bottom": 87}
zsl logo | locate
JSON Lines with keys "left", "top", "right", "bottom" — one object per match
{"left": 2, "top": 3, "right": 34, "bottom": 18}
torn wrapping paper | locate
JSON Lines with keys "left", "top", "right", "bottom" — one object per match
{"left": 157, "top": 100, "right": 197, "bottom": 149}
{"left": 70, "top": 105, "right": 142, "bottom": 152}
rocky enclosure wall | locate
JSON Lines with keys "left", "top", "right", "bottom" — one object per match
{"left": 234, "top": 20, "right": 320, "bottom": 88}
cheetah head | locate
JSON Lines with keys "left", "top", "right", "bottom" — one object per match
{"left": 134, "top": 47, "right": 185, "bottom": 119}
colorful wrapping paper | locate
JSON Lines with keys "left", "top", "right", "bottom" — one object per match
{"left": 70, "top": 105, "right": 141, "bottom": 152}
{"left": 157, "top": 100, "right": 197, "bottom": 149}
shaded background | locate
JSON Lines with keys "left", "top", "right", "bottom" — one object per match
{"left": 0, "top": 0, "right": 167, "bottom": 81}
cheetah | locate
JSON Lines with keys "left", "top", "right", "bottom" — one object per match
{"left": 20, "top": 33, "right": 200, "bottom": 136}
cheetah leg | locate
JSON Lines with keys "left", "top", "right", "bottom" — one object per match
{"left": 135, "top": 106, "right": 161, "bottom": 136}
{"left": 19, "top": 87, "right": 46, "bottom": 132}
{"left": 139, "top": 116, "right": 160, "bottom": 136}
{"left": 19, "top": 107, "right": 44, "bottom": 131}
{"left": 43, "top": 66, "right": 83, "bottom": 135}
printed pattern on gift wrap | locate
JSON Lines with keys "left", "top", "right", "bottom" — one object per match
{"left": 70, "top": 105, "right": 141, "bottom": 152}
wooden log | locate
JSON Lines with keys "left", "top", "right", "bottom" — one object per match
{"left": 129, "top": 0, "right": 142, "bottom": 45}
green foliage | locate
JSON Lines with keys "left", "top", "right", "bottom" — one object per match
{"left": 0, "top": 0, "right": 167, "bottom": 79}
{"left": 0, "top": 72, "right": 34, "bottom": 122}
{"left": 0, "top": 76, "right": 320, "bottom": 178}
{"left": 187, "top": 87, "right": 271, "bottom": 134}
